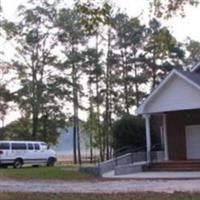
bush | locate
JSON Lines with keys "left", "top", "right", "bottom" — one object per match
{"left": 112, "top": 114, "right": 146, "bottom": 153}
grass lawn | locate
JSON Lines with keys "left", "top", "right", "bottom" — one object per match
{"left": 0, "top": 192, "right": 200, "bottom": 200}
{"left": 0, "top": 165, "right": 94, "bottom": 180}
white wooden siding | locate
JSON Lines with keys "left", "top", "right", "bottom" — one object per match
{"left": 143, "top": 74, "right": 200, "bottom": 113}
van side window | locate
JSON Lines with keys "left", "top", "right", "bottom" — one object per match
{"left": 12, "top": 143, "right": 26, "bottom": 150}
{"left": 34, "top": 143, "right": 40, "bottom": 150}
{"left": 0, "top": 143, "right": 9, "bottom": 150}
{"left": 28, "top": 143, "right": 34, "bottom": 150}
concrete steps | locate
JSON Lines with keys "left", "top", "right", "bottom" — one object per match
{"left": 144, "top": 160, "right": 200, "bottom": 171}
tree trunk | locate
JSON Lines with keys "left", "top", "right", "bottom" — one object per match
{"left": 96, "top": 78, "right": 103, "bottom": 161}
{"left": 76, "top": 105, "right": 82, "bottom": 165}
{"left": 105, "top": 28, "right": 112, "bottom": 160}
{"left": 73, "top": 98, "right": 77, "bottom": 164}
{"left": 31, "top": 65, "right": 38, "bottom": 140}
{"left": 89, "top": 131, "right": 93, "bottom": 163}
{"left": 72, "top": 43, "right": 81, "bottom": 165}
{"left": 88, "top": 80, "right": 94, "bottom": 163}
{"left": 72, "top": 56, "right": 77, "bottom": 164}
{"left": 73, "top": 119, "right": 77, "bottom": 164}
{"left": 151, "top": 44, "right": 157, "bottom": 90}
{"left": 133, "top": 61, "right": 140, "bottom": 107}
{"left": 94, "top": 33, "right": 104, "bottom": 161}
{"left": 121, "top": 50, "right": 129, "bottom": 114}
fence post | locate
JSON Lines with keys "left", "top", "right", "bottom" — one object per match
{"left": 115, "top": 156, "right": 118, "bottom": 166}
{"left": 131, "top": 152, "right": 134, "bottom": 164}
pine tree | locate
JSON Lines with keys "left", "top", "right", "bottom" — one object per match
{"left": 2, "top": 0, "right": 67, "bottom": 142}
{"left": 56, "top": 8, "right": 86, "bottom": 164}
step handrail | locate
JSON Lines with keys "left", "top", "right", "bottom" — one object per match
{"left": 113, "top": 145, "right": 146, "bottom": 157}
{"left": 113, "top": 143, "right": 163, "bottom": 158}
{"left": 114, "top": 143, "right": 163, "bottom": 166}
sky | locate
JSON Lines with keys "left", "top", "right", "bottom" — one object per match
{"left": 1, "top": 0, "right": 200, "bottom": 42}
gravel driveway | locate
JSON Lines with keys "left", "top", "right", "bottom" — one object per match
{"left": 1, "top": 179, "right": 200, "bottom": 193}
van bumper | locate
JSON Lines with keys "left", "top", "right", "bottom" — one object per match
{"left": 0, "top": 159, "right": 13, "bottom": 164}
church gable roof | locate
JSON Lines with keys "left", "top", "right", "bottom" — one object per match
{"left": 137, "top": 69, "right": 200, "bottom": 114}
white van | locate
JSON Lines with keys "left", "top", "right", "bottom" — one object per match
{"left": 0, "top": 141, "right": 57, "bottom": 168}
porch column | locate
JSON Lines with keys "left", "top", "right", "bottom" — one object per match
{"left": 163, "top": 114, "right": 169, "bottom": 161}
{"left": 143, "top": 114, "right": 151, "bottom": 163}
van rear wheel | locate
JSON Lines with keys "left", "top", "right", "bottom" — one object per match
{"left": 0, "top": 164, "right": 8, "bottom": 168}
{"left": 13, "top": 159, "right": 23, "bottom": 169}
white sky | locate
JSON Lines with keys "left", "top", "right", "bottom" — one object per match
{"left": 1, "top": 0, "right": 200, "bottom": 42}
{"left": 114, "top": 0, "right": 200, "bottom": 42}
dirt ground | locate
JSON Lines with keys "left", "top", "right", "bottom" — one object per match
{"left": 1, "top": 179, "right": 200, "bottom": 193}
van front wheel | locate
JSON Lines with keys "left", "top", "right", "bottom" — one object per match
{"left": 13, "top": 159, "right": 23, "bottom": 169}
{"left": 47, "top": 157, "right": 56, "bottom": 167}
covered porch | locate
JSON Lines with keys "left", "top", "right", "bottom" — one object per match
{"left": 146, "top": 109, "right": 200, "bottom": 163}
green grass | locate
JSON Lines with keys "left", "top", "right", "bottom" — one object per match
{"left": 0, "top": 192, "right": 200, "bottom": 200}
{"left": 0, "top": 166, "right": 94, "bottom": 180}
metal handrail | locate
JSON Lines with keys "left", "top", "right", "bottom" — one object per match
{"left": 113, "top": 145, "right": 146, "bottom": 158}
{"left": 113, "top": 143, "right": 163, "bottom": 166}
{"left": 113, "top": 143, "right": 163, "bottom": 157}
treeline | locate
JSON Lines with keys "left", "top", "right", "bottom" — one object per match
{"left": 0, "top": 0, "right": 199, "bottom": 163}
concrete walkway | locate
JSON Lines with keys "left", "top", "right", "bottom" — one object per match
{"left": 103, "top": 171, "right": 200, "bottom": 180}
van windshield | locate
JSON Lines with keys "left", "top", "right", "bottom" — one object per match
{"left": 41, "top": 143, "right": 48, "bottom": 150}
{"left": 0, "top": 143, "right": 9, "bottom": 150}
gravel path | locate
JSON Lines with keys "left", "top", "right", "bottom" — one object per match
{"left": 1, "top": 179, "right": 200, "bottom": 193}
